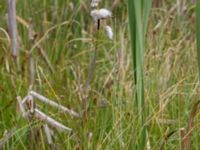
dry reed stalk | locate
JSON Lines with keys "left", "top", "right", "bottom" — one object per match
{"left": 22, "top": 95, "right": 29, "bottom": 104}
{"left": 43, "top": 124, "right": 53, "bottom": 145}
{"left": 17, "top": 92, "right": 73, "bottom": 146}
{"left": 34, "top": 108, "right": 72, "bottom": 132}
{"left": 182, "top": 101, "right": 200, "bottom": 150}
{"left": 180, "top": 128, "right": 186, "bottom": 150}
{"left": 29, "top": 91, "right": 80, "bottom": 118}
{"left": 6, "top": 0, "right": 18, "bottom": 57}
{"left": 28, "top": 21, "right": 35, "bottom": 90}
{"left": 28, "top": 53, "right": 34, "bottom": 90}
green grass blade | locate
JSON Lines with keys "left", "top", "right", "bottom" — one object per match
{"left": 134, "top": 1, "right": 145, "bottom": 149}
{"left": 128, "top": 0, "right": 151, "bottom": 149}
{"left": 143, "top": 0, "right": 152, "bottom": 37}
{"left": 127, "top": 0, "right": 137, "bottom": 85}
{"left": 197, "top": 0, "right": 200, "bottom": 80}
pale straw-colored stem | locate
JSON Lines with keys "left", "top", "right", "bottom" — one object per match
{"left": 43, "top": 124, "right": 53, "bottom": 145}
{"left": 16, "top": 96, "right": 26, "bottom": 117}
{"left": 7, "top": 0, "right": 18, "bottom": 57}
{"left": 28, "top": 22, "right": 35, "bottom": 90}
{"left": 22, "top": 95, "right": 29, "bottom": 104}
{"left": 34, "top": 108, "right": 72, "bottom": 132}
{"left": 29, "top": 91, "right": 80, "bottom": 118}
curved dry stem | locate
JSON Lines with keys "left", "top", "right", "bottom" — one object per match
{"left": 0, "top": 27, "right": 11, "bottom": 46}
{"left": 181, "top": 100, "right": 200, "bottom": 150}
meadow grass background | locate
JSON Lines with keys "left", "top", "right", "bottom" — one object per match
{"left": 0, "top": 0, "right": 200, "bottom": 149}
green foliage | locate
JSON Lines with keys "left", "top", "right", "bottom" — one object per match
{"left": 197, "top": 0, "right": 200, "bottom": 80}
{"left": 127, "top": 0, "right": 151, "bottom": 149}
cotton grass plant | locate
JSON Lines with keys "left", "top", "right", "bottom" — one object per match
{"left": 83, "top": 0, "right": 113, "bottom": 109}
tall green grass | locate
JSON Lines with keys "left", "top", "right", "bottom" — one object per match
{"left": 197, "top": 0, "right": 200, "bottom": 80}
{"left": 127, "top": 0, "right": 151, "bottom": 149}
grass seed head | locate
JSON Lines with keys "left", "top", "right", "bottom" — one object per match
{"left": 90, "top": 8, "right": 112, "bottom": 21}
{"left": 104, "top": 25, "right": 113, "bottom": 40}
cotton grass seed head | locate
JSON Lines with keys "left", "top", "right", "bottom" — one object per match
{"left": 99, "top": 8, "right": 112, "bottom": 19}
{"left": 104, "top": 25, "right": 113, "bottom": 40}
{"left": 90, "top": 2, "right": 113, "bottom": 40}
{"left": 90, "top": 8, "right": 112, "bottom": 21}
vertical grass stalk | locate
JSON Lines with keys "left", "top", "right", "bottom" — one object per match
{"left": 197, "top": 0, "right": 200, "bottom": 80}
{"left": 7, "top": 0, "right": 18, "bottom": 57}
{"left": 127, "top": 0, "right": 151, "bottom": 149}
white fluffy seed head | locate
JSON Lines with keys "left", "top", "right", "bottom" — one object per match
{"left": 104, "top": 25, "right": 113, "bottom": 40}
{"left": 98, "top": 8, "right": 112, "bottom": 18}
{"left": 90, "top": 8, "right": 112, "bottom": 21}
{"left": 90, "top": 9, "right": 101, "bottom": 21}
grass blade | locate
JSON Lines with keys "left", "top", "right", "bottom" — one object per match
{"left": 127, "top": 0, "right": 137, "bottom": 85}
{"left": 128, "top": 0, "right": 151, "bottom": 149}
{"left": 197, "top": 0, "right": 200, "bottom": 80}
{"left": 143, "top": 0, "right": 152, "bottom": 37}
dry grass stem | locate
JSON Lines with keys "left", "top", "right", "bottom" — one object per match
{"left": 29, "top": 91, "right": 80, "bottom": 118}
{"left": 43, "top": 124, "right": 53, "bottom": 145}
{"left": 34, "top": 108, "right": 72, "bottom": 132}
{"left": 16, "top": 96, "right": 26, "bottom": 117}
{"left": 6, "top": 0, "right": 18, "bottom": 57}
{"left": 182, "top": 101, "right": 200, "bottom": 150}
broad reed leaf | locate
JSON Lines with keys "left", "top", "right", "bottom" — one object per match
{"left": 143, "top": 0, "right": 152, "bottom": 37}
{"left": 127, "top": 0, "right": 136, "bottom": 82}
{"left": 127, "top": 0, "right": 151, "bottom": 149}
